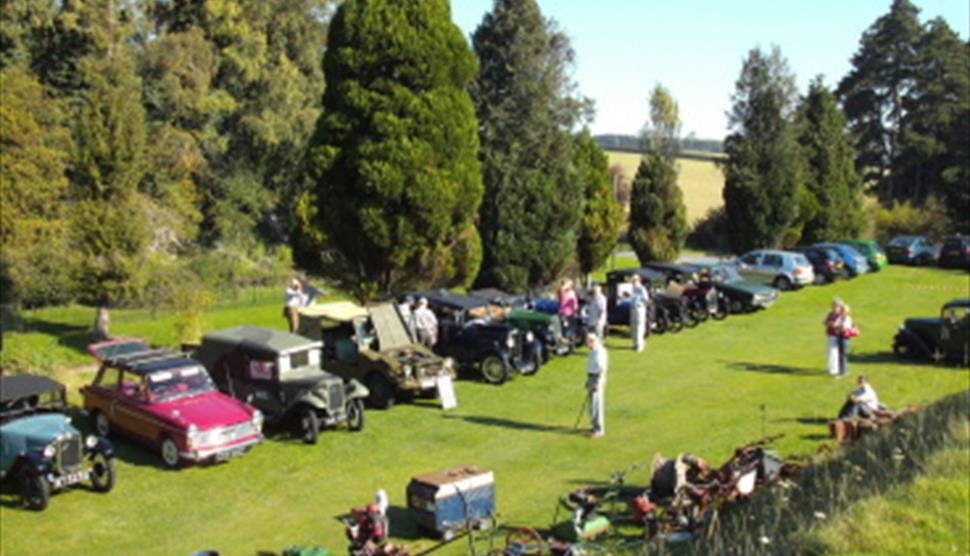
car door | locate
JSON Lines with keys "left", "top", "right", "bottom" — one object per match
{"left": 112, "top": 370, "right": 159, "bottom": 443}
{"left": 739, "top": 252, "right": 767, "bottom": 283}
{"left": 233, "top": 352, "right": 282, "bottom": 415}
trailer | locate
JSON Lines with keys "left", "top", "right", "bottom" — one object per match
{"left": 406, "top": 465, "right": 495, "bottom": 540}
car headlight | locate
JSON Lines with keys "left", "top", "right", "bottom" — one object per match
{"left": 85, "top": 435, "right": 98, "bottom": 449}
{"left": 43, "top": 444, "right": 56, "bottom": 459}
{"left": 526, "top": 331, "right": 535, "bottom": 343}
{"left": 187, "top": 424, "right": 199, "bottom": 444}
{"left": 403, "top": 364, "right": 413, "bottom": 378}
{"left": 506, "top": 336, "right": 515, "bottom": 349}
{"left": 252, "top": 410, "right": 264, "bottom": 430}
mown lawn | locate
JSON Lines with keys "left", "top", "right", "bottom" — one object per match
{"left": 606, "top": 150, "right": 725, "bottom": 224}
{"left": 1, "top": 265, "right": 968, "bottom": 555}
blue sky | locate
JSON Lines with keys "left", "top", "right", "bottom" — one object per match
{"left": 451, "top": 0, "right": 969, "bottom": 140}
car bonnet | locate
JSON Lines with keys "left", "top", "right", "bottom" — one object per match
{"left": 1, "top": 414, "right": 79, "bottom": 469}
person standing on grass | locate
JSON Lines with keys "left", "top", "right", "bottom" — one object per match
{"left": 629, "top": 275, "right": 650, "bottom": 352}
{"left": 585, "top": 333, "right": 608, "bottom": 438}
{"left": 836, "top": 304, "right": 856, "bottom": 376}
{"left": 284, "top": 278, "right": 308, "bottom": 333}
{"left": 412, "top": 297, "right": 438, "bottom": 348}
{"left": 558, "top": 279, "right": 578, "bottom": 337}
{"left": 588, "top": 284, "right": 608, "bottom": 340}
{"left": 824, "top": 299, "right": 845, "bottom": 376}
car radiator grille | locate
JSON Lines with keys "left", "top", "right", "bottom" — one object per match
{"left": 328, "top": 383, "right": 345, "bottom": 411}
{"left": 199, "top": 422, "right": 258, "bottom": 447}
{"left": 56, "top": 436, "right": 83, "bottom": 473}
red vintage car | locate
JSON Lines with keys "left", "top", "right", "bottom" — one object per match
{"left": 82, "top": 339, "right": 264, "bottom": 469}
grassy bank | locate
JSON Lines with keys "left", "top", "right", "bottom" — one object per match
{"left": 1, "top": 265, "right": 968, "bottom": 555}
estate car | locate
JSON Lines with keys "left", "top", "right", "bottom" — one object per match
{"left": 736, "top": 249, "right": 815, "bottom": 290}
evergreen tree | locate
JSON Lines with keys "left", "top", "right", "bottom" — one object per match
{"left": 837, "top": 0, "right": 922, "bottom": 203}
{"left": 0, "top": 65, "right": 74, "bottom": 306}
{"left": 471, "top": 0, "right": 586, "bottom": 291}
{"left": 574, "top": 130, "right": 623, "bottom": 279}
{"left": 722, "top": 46, "right": 803, "bottom": 252}
{"left": 795, "top": 78, "right": 865, "bottom": 243}
{"left": 68, "top": 0, "right": 150, "bottom": 338}
{"left": 629, "top": 84, "right": 688, "bottom": 263}
{"left": 302, "top": 0, "right": 483, "bottom": 299}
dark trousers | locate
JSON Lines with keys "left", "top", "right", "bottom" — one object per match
{"left": 836, "top": 336, "right": 849, "bottom": 375}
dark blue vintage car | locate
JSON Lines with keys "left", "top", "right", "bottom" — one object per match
{"left": 409, "top": 290, "right": 542, "bottom": 384}
{"left": 1, "top": 375, "right": 115, "bottom": 510}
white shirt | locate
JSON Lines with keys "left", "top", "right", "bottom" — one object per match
{"left": 412, "top": 306, "right": 438, "bottom": 334}
{"left": 631, "top": 284, "right": 650, "bottom": 307}
{"left": 852, "top": 383, "right": 879, "bottom": 411}
{"left": 587, "top": 344, "right": 608, "bottom": 377}
{"left": 284, "top": 287, "right": 307, "bottom": 308}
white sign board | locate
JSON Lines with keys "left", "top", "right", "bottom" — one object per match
{"left": 437, "top": 375, "right": 457, "bottom": 410}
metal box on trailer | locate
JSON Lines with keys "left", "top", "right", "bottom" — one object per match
{"left": 406, "top": 465, "right": 495, "bottom": 540}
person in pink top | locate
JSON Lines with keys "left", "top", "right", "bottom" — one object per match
{"left": 558, "top": 279, "right": 579, "bottom": 338}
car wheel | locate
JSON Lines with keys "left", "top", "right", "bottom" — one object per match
{"left": 713, "top": 300, "right": 729, "bottom": 320}
{"left": 364, "top": 374, "right": 396, "bottom": 410}
{"left": 346, "top": 398, "right": 365, "bottom": 432}
{"left": 692, "top": 304, "right": 709, "bottom": 323}
{"left": 931, "top": 348, "right": 945, "bottom": 365}
{"left": 89, "top": 452, "right": 115, "bottom": 493}
{"left": 21, "top": 471, "right": 49, "bottom": 511}
{"left": 668, "top": 314, "right": 684, "bottom": 333}
{"left": 892, "top": 340, "right": 909, "bottom": 358}
{"left": 92, "top": 410, "right": 110, "bottom": 437}
{"left": 652, "top": 313, "right": 668, "bottom": 335}
{"left": 299, "top": 406, "right": 320, "bottom": 444}
{"left": 480, "top": 355, "right": 508, "bottom": 385}
{"left": 773, "top": 276, "right": 792, "bottom": 291}
{"left": 683, "top": 310, "right": 700, "bottom": 329}
{"left": 159, "top": 436, "right": 181, "bottom": 469}
{"left": 729, "top": 300, "right": 744, "bottom": 314}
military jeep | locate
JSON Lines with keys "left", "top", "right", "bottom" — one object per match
{"left": 193, "top": 326, "right": 369, "bottom": 444}
{"left": 297, "top": 301, "right": 456, "bottom": 409}
{"left": 1, "top": 375, "right": 115, "bottom": 510}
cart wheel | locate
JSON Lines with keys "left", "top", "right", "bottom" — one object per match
{"left": 505, "top": 527, "right": 544, "bottom": 556}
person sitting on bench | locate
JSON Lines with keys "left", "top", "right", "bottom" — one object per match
{"left": 838, "top": 375, "right": 884, "bottom": 419}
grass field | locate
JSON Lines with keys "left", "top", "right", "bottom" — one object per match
{"left": 607, "top": 150, "right": 725, "bottom": 224}
{"left": 1, "top": 264, "right": 968, "bottom": 555}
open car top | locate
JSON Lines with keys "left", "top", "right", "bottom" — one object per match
{"left": 298, "top": 301, "right": 369, "bottom": 322}
{"left": 0, "top": 375, "right": 64, "bottom": 404}
{"left": 88, "top": 338, "right": 197, "bottom": 376}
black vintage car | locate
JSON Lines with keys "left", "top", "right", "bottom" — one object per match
{"left": 643, "top": 262, "right": 727, "bottom": 323}
{"left": 1, "top": 375, "right": 115, "bottom": 510}
{"left": 893, "top": 299, "right": 969, "bottom": 366}
{"left": 938, "top": 235, "right": 970, "bottom": 270}
{"left": 604, "top": 268, "right": 689, "bottom": 333}
{"left": 410, "top": 290, "right": 542, "bottom": 384}
{"left": 469, "top": 288, "right": 579, "bottom": 360}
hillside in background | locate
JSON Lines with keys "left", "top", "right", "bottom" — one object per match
{"left": 608, "top": 150, "right": 724, "bottom": 225}
{"left": 595, "top": 133, "right": 724, "bottom": 157}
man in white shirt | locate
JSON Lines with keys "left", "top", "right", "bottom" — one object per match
{"left": 585, "top": 333, "right": 608, "bottom": 438}
{"left": 587, "top": 284, "right": 608, "bottom": 340}
{"left": 838, "top": 375, "right": 881, "bottom": 419}
{"left": 412, "top": 298, "right": 439, "bottom": 348}
{"left": 629, "top": 275, "right": 650, "bottom": 352}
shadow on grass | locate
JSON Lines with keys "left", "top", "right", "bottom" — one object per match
{"left": 801, "top": 433, "right": 831, "bottom": 441}
{"left": 10, "top": 316, "right": 95, "bottom": 356}
{"left": 850, "top": 351, "right": 899, "bottom": 364}
{"left": 725, "top": 360, "right": 820, "bottom": 376}
{"left": 442, "top": 414, "right": 579, "bottom": 435}
{"left": 773, "top": 416, "right": 829, "bottom": 425}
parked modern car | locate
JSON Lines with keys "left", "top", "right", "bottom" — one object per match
{"left": 893, "top": 298, "right": 969, "bottom": 366}
{"left": 841, "top": 239, "right": 888, "bottom": 271}
{"left": 410, "top": 290, "right": 542, "bottom": 384}
{"left": 193, "top": 326, "right": 368, "bottom": 442}
{"left": 813, "top": 242, "right": 870, "bottom": 277}
{"left": 83, "top": 339, "right": 264, "bottom": 466}
{"left": 791, "top": 246, "right": 848, "bottom": 284}
{"left": 937, "top": 235, "right": 970, "bottom": 270}
{"left": 1, "top": 375, "right": 115, "bottom": 510}
{"left": 297, "top": 301, "right": 454, "bottom": 409}
{"left": 735, "top": 249, "right": 815, "bottom": 290}
{"left": 690, "top": 263, "right": 779, "bottom": 313}
{"left": 885, "top": 235, "right": 939, "bottom": 266}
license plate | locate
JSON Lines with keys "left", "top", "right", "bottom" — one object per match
{"left": 50, "top": 470, "right": 90, "bottom": 489}
{"left": 215, "top": 447, "right": 246, "bottom": 461}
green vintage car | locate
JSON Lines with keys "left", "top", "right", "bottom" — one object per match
{"left": 893, "top": 299, "right": 969, "bottom": 366}
{"left": 841, "top": 239, "right": 888, "bottom": 271}
{"left": 690, "top": 262, "right": 779, "bottom": 313}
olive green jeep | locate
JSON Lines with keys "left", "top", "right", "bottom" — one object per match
{"left": 298, "top": 302, "right": 456, "bottom": 409}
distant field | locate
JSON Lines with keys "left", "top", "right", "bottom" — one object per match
{"left": 608, "top": 150, "right": 724, "bottom": 224}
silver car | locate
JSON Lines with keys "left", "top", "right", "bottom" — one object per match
{"left": 736, "top": 249, "right": 815, "bottom": 290}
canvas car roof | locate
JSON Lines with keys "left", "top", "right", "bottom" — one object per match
{"left": 203, "top": 326, "right": 323, "bottom": 355}
{"left": 409, "top": 290, "right": 491, "bottom": 311}
{"left": 298, "top": 301, "right": 368, "bottom": 322}
{"left": 368, "top": 302, "right": 413, "bottom": 350}
{"left": 0, "top": 374, "right": 64, "bottom": 403}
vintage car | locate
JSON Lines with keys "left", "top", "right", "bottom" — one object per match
{"left": 193, "top": 326, "right": 369, "bottom": 442}
{"left": 297, "top": 301, "right": 455, "bottom": 409}
{"left": 604, "top": 268, "right": 689, "bottom": 333}
{"left": 841, "top": 239, "right": 888, "bottom": 271}
{"left": 644, "top": 262, "right": 727, "bottom": 322}
{"left": 1, "top": 375, "right": 115, "bottom": 510}
{"left": 690, "top": 263, "right": 779, "bottom": 313}
{"left": 409, "top": 290, "right": 542, "bottom": 384}
{"left": 893, "top": 299, "right": 969, "bottom": 366}
{"left": 82, "top": 339, "right": 264, "bottom": 467}
{"left": 469, "top": 289, "right": 579, "bottom": 360}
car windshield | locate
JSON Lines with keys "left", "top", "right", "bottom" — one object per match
{"left": 147, "top": 366, "right": 215, "bottom": 402}
{"left": 793, "top": 254, "right": 810, "bottom": 266}
{"left": 718, "top": 266, "right": 743, "bottom": 282}
{"left": 279, "top": 348, "right": 321, "bottom": 376}
{"left": 889, "top": 236, "right": 915, "bottom": 246}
